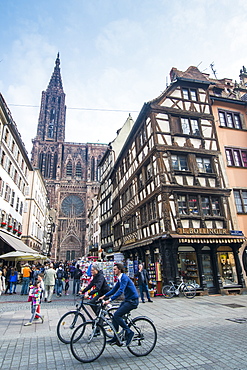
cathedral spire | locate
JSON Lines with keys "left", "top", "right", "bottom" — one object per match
{"left": 47, "top": 53, "right": 63, "bottom": 92}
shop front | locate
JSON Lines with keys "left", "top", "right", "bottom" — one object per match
{"left": 169, "top": 230, "right": 246, "bottom": 294}
{"left": 120, "top": 229, "right": 246, "bottom": 295}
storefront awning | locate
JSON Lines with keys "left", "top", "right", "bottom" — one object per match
{"left": 0, "top": 231, "right": 36, "bottom": 253}
{"left": 169, "top": 233, "right": 246, "bottom": 244}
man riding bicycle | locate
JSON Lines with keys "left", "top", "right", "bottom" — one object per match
{"left": 100, "top": 263, "right": 139, "bottom": 346}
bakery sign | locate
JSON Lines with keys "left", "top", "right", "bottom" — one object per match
{"left": 177, "top": 228, "right": 230, "bottom": 235}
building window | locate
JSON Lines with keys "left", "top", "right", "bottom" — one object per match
{"left": 76, "top": 162, "right": 82, "bottom": 177}
{"left": 4, "top": 184, "right": 11, "bottom": 202}
{"left": 66, "top": 161, "right": 73, "bottom": 176}
{"left": 178, "top": 194, "right": 221, "bottom": 216}
{"left": 181, "top": 118, "right": 200, "bottom": 136}
{"left": 182, "top": 88, "right": 198, "bottom": 101}
{"left": 196, "top": 157, "right": 212, "bottom": 173}
{"left": 16, "top": 197, "right": 19, "bottom": 212}
{"left": 234, "top": 190, "right": 247, "bottom": 213}
{"left": 145, "top": 162, "right": 153, "bottom": 180}
{"left": 19, "top": 202, "right": 23, "bottom": 215}
{"left": 4, "top": 129, "right": 9, "bottom": 143}
{"left": 218, "top": 110, "right": 242, "bottom": 129}
{"left": 1, "top": 151, "right": 5, "bottom": 166}
{"left": 10, "top": 191, "right": 15, "bottom": 207}
{"left": 225, "top": 148, "right": 247, "bottom": 167}
{"left": 137, "top": 172, "right": 143, "bottom": 189}
{"left": 171, "top": 154, "right": 188, "bottom": 171}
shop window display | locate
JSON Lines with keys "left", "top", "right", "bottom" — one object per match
{"left": 217, "top": 252, "right": 238, "bottom": 286}
{"left": 178, "top": 252, "right": 199, "bottom": 287}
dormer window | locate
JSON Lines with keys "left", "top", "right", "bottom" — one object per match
{"left": 182, "top": 88, "right": 197, "bottom": 101}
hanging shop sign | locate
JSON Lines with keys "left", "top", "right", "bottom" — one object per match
{"left": 177, "top": 228, "right": 230, "bottom": 235}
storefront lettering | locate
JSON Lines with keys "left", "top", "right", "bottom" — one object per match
{"left": 177, "top": 228, "right": 229, "bottom": 235}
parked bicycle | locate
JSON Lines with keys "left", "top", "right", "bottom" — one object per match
{"left": 162, "top": 277, "right": 196, "bottom": 299}
{"left": 57, "top": 295, "right": 118, "bottom": 344}
{"left": 70, "top": 299, "right": 157, "bottom": 363}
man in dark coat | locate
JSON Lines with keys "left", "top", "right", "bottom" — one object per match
{"left": 136, "top": 263, "right": 153, "bottom": 303}
{"left": 80, "top": 263, "right": 109, "bottom": 314}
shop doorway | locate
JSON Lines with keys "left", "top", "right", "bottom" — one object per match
{"left": 178, "top": 246, "right": 199, "bottom": 287}
{"left": 217, "top": 246, "right": 238, "bottom": 287}
{"left": 201, "top": 252, "right": 216, "bottom": 293}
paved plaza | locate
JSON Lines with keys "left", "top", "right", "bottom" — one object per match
{"left": 1, "top": 287, "right": 247, "bottom": 370}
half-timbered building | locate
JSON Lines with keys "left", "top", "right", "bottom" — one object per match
{"left": 109, "top": 66, "right": 245, "bottom": 294}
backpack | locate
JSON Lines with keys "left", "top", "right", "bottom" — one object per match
{"left": 56, "top": 269, "right": 64, "bottom": 280}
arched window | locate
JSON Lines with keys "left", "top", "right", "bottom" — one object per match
{"left": 91, "top": 157, "right": 95, "bottom": 181}
{"left": 53, "top": 153, "right": 58, "bottom": 179}
{"left": 44, "top": 153, "right": 51, "bottom": 178}
{"left": 76, "top": 162, "right": 82, "bottom": 177}
{"left": 66, "top": 161, "right": 72, "bottom": 176}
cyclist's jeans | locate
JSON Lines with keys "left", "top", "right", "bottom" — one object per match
{"left": 112, "top": 298, "right": 138, "bottom": 334}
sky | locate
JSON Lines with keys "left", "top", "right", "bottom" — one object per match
{"left": 1, "top": 0, "right": 247, "bottom": 156}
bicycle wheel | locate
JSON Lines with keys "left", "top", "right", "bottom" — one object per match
{"left": 127, "top": 317, "right": 157, "bottom": 357}
{"left": 70, "top": 321, "right": 106, "bottom": 363}
{"left": 104, "top": 306, "right": 118, "bottom": 338}
{"left": 182, "top": 284, "right": 196, "bottom": 299}
{"left": 162, "top": 285, "right": 176, "bottom": 298}
{"left": 57, "top": 311, "right": 86, "bottom": 344}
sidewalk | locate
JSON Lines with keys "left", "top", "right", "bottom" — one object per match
{"left": 1, "top": 292, "right": 247, "bottom": 369}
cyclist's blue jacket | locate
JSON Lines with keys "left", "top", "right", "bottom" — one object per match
{"left": 104, "top": 273, "right": 139, "bottom": 302}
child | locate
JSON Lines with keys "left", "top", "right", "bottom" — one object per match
{"left": 24, "top": 279, "right": 44, "bottom": 326}
{"left": 34, "top": 273, "right": 44, "bottom": 319}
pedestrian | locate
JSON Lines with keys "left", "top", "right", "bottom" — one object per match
{"left": 9, "top": 267, "right": 18, "bottom": 294}
{"left": 56, "top": 264, "right": 64, "bottom": 297}
{"left": 43, "top": 263, "right": 56, "bottom": 302}
{"left": 64, "top": 267, "right": 70, "bottom": 295}
{"left": 21, "top": 263, "right": 31, "bottom": 295}
{"left": 73, "top": 264, "right": 82, "bottom": 295}
{"left": 79, "top": 263, "right": 109, "bottom": 315}
{"left": 0, "top": 270, "right": 6, "bottom": 295}
{"left": 24, "top": 279, "right": 44, "bottom": 326}
{"left": 101, "top": 263, "right": 139, "bottom": 346}
{"left": 69, "top": 264, "right": 75, "bottom": 279}
{"left": 35, "top": 273, "right": 44, "bottom": 319}
{"left": 136, "top": 263, "right": 153, "bottom": 303}
{"left": 4, "top": 266, "right": 12, "bottom": 294}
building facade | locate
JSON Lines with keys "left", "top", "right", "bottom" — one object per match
{"left": 21, "top": 168, "right": 50, "bottom": 254}
{"left": 31, "top": 54, "right": 107, "bottom": 261}
{"left": 105, "top": 66, "right": 245, "bottom": 295}
{"left": 210, "top": 67, "right": 247, "bottom": 286}
{"left": 0, "top": 93, "right": 33, "bottom": 254}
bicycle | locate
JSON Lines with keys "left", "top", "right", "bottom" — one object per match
{"left": 70, "top": 300, "right": 157, "bottom": 363}
{"left": 57, "top": 295, "right": 118, "bottom": 344}
{"left": 162, "top": 277, "right": 196, "bottom": 299}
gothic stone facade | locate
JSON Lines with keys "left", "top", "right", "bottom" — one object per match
{"left": 31, "top": 55, "right": 107, "bottom": 261}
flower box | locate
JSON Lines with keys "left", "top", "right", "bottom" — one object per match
{"left": 7, "top": 225, "right": 13, "bottom": 229}
{"left": 1, "top": 222, "right": 7, "bottom": 226}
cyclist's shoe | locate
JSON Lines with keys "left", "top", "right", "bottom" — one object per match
{"left": 106, "top": 336, "right": 118, "bottom": 345}
{"left": 126, "top": 330, "right": 134, "bottom": 346}
{"left": 24, "top": 322, "right": 32, "bottom": 326}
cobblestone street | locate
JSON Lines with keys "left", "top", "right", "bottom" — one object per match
{"left": 1, "top": 287, "right": 247, "bottom": 370}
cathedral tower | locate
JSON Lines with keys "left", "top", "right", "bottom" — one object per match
{"left": 31, "top": 55, "right": 107, "bottom": 260}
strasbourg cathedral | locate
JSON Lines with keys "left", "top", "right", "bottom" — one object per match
{"left": 31, "top": 54, "right": 107, "bottom": 261}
